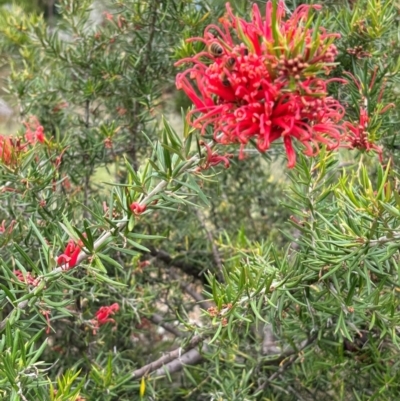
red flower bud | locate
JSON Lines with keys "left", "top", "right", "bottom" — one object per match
{"left": 130, "top": 202, "right": 146, "bottom": 215}
{"left": 13, "top": 270, "right": 40, "bottom": 287}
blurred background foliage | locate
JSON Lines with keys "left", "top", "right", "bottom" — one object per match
{"left": 0, "top": 0, "right": 400, "bottom": 400}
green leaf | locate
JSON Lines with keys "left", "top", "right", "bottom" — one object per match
{"left": 98, "top": 253, "right": 125, "bottom": 272}
{"left": 13, "top": 244, "right": 41, "bottom": 275}
{"left": 208, "top": 323, "right": 223, "bottom": 345}
{"left": 126, "top": 238, "right": 150, "bottom": 252}
{"left": 0, "top": 284, "right": 16, "bottom": 303}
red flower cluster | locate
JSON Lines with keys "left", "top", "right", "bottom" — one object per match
{"left": 0, "top": 116, "right": 45, "bottom": 166}
{"left": 0, "top": 135, "right": 36, "bottom": 166}
{"left": 176, "top": 1, "right": 345, "bottom": 167}
{"left": 57, "top": 239, "right": 83, "bottom": 269}
{"left": 13, "top": 270, "right": 40, "bottom": 287}
{"left": 95, "top": 303, "right": 120, "bottom": 326}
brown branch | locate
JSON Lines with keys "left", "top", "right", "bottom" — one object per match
{"left": 132, "top": 334, "right": 204, "bottom": 380}
{"left": 133, "top": 329, "right": 316, "bottom": 383}
{"left": 153, "top": 345, "right": 206, "bottom": 377}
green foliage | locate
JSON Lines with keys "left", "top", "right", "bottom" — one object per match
{"left": 0, "top": 0, "right": 400, "bottom": 400}
{"left": 0, "top": 0, "right": 46, "bottom": 14}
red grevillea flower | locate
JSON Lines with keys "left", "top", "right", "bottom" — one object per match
{"left": 95, "top": 303, "right": 120, "bottom": 325}
{"left": 343, "top": 108, "right": 382, "bottom": 158}
{"left": 57, "top": 239, "right": 83, "bottom": 269}
{"left": 175, "top": 1, "right": 345, "bottom": 168}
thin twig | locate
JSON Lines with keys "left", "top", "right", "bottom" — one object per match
{"left": 287, "top": 386, "right": 307, "bottom": 401}
{"left": 195, "top": 209, "right": 224, "bottom": 282}
{"left": 143, "top": 0, "right": 158, "bottom": 69}
{"left": 169, "top": 271, "right": 213, "bottom": 310}
{"left": 365, "top": 234, "right": 400, "bottom": 246}
{"left": 83, "top": 99, "right": 90, "bottom": 218}
{"left": 256, "top": 334, "right": 317, "bottom": 393}
{"left": 132, "top": 334, "right": 204, "bottom": 379}
{"left": 149, "top": 313, "right": 188, "bottom": 338}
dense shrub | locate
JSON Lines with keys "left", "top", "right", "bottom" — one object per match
{"left": 0, "top": 0, "right": 400, "bottom": 400}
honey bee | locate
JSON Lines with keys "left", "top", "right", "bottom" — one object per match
{"left": 221, "top": 58, "right": 235, "bottom": 87}
{"left": 209, "top": 43, "right": 224, "bottom": 57}
{"left": 225, "top": 57, "right": 236, "bottom": 69}
{"left": 222, "top": 76, "right": 230, "bottom": 86}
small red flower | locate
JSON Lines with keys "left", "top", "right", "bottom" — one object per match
{"left": 117, "top": 15, "right": 127, "bottom": 29}
{"left": 52, "top": 102, "right": 68, "bottom": 113}
{"left": 95, "top": 303, "right": 120, "bottom": 326}
{"left": 137, "top": 260, "right": 151, "bottom": 273}
{"left": 175, "top": 1, "right": 345, "bottom": 168}
{"left": 343, "top": 108, "right": 382, "bottom": 158}
{"left": 130, "top": 202, "right": 146, "bottom": 215}
{"left": 0, "top": 219, "right": 15, "bottom": 235}
{"left": 341, "top": 71, "right": 394, "bottom": 160}
{"left": 199, "top": 141, "right": 232, "bottom": 170}
{"left": 24, "top": 116, "right": 45, "bottom": 144}
{"left": 57, "top": 239, "right": 83, "bottom": 269}
{"left": 41, "top": 309, "right": 52, "bottom": 334}
{"left": 103, "top": 11, "right": 113, "bottom": 21}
